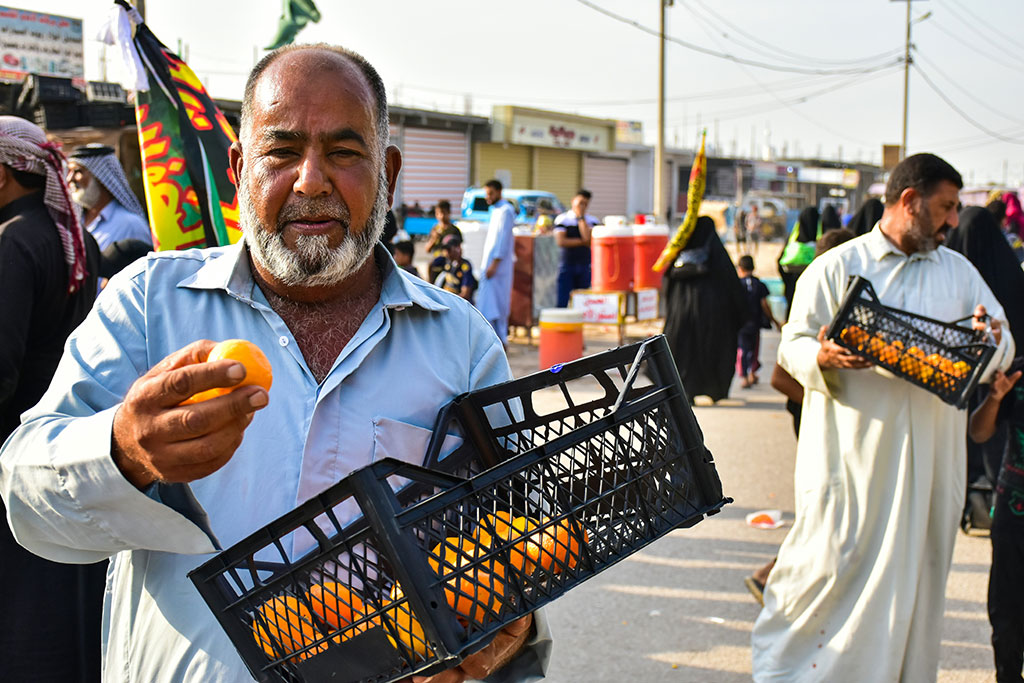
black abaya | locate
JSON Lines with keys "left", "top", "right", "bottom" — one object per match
{"left": 778, "top": 206, "right": 819, "bottom": 317}
{"left": 663, "top": 216, "right": 747, "bottom": 402}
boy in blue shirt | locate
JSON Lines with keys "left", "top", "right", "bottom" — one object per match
{"left": 736, "top": 255, "right": 780, "bottom": 388}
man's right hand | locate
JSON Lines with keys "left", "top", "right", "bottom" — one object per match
{"left": 111, "top": 340, "right": 270, "bottom": 489}
{"left": 816, "top": 325, "right": 874, "bottom": 370}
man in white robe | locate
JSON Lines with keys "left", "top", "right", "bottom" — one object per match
{"left": 752, "top": 153, "right": 1015, "bottom": 682}
{"left": 476, "top": 179, "right": 516, "bottom": 343}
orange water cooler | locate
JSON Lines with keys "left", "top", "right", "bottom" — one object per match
{"left": 538, "top": 308, "right": 584, "bottom": 369}
{"left": 633, "top": 224, "right": 669, "bottom": 290}
{"left": 591, "top": 223, "right": 635, "bottom": 292}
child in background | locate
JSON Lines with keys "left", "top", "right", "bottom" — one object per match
{"left": 436, "top": 235, "right": 478, "bottom": 303}
{"left": 392, "top": 241, "right": 420, "bottom": 278}
{"left": 969, "top": 360, "right": 1024, "bottom": 683}
{"left": 736, "top": 255, "right": 780, "bottom": 389}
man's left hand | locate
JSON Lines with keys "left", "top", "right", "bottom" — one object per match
{"left": 410, "top": 614, "right": 533, "bottom": 683}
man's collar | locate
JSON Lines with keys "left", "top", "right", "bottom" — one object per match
{"left": 178, "top": 240, "right": 448, "bottom": 312}
{"left": 864, "top": 223, "right": 941, "bottom": 263}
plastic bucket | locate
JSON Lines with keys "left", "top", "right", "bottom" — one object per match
{"left": 633, "top": 224, "right": 670, "bottom": 290}
{"left": 539, "top": 308, "right": 584, "bottom": 369}
{"left": 591, "top": 225, "right": 635, "bottom": 292}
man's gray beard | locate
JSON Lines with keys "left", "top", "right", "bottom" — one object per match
{"left": 73, "top": 180, "right": 102, "bottom": 210}
{"left": 239, "top": 169, "right": 389, "bottom": 287}
{"left": 906, "top": 202, "right": 939, "bottom": 253}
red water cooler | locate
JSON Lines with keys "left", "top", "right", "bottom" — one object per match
{"left": 591, "top": 223, "right": 635, "bottom": 292}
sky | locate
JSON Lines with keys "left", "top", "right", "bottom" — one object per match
{"left": 26, "top": 0, "right": 1024, "bottom": 187}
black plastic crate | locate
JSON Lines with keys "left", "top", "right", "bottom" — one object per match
{"left": 189, "top": 335, "right": 729, "bottom": 683}
{"left": 825, "top": 276, "right": 995, "bottom": 408}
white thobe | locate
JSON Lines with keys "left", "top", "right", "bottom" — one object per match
{"left": 751, "top": 227, "right": 1014, "bottom": 682}
{"left": 476, "top": 198, "right": 516, "bottom": 339}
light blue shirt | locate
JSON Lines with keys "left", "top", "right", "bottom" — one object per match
{"left": 0, "top": 241, "right": 549, "bottom": 682}
{"left": 87, "top": 199, "right": 152, "bottom": 251}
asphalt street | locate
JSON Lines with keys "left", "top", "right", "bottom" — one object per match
{"left": 502, "top": 323, "right": 996, "bottom": 683}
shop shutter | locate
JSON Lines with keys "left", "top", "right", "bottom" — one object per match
{"left": 476, "top": 143, "right": 531, "bottom": 188}
{"left": 399, "top": 128, "right": 469, "bottom": 208}
{"left": 535, "top": 148, "right": 581, "bottom": 206}
{"left": 582, "top": 156, "right": 628, "bottom": 220}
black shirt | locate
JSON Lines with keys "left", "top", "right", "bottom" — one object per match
{"left": 0, "top": 193, "right": 99, "bottom": 441}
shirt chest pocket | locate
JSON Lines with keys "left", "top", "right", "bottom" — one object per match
{"left": 372, "top": 416, "right": 464, "bottom": 468}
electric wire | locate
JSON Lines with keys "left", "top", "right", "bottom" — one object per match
{"left": 689, "top": 0, "right": 904, "bottom": 67}
{"left": 914, "top": 52, "right": 1024, "bottom": 127}
{"left": 934, "top": 0, "right": 1024, "bottom": 52}
{"left": 925, "top": 17, "right": 1024, "bottom": 73}
{"left": 573, "top": 0, "right": 903, "bottom": 76}
{"left": 912, "top": 63, "right": 1024, "bottom": 145}
{"left": 679, "top": 1, "right": 890, "bottom": 148}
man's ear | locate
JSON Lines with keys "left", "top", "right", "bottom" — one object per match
{"left": 899, "top": 187, "right": 920, "bottom": 215}
{"left": 228, "top": 141, "right": 243, "bottom": 188}
{"left": 384, "top": 145, "right": 403, "bottom": 208}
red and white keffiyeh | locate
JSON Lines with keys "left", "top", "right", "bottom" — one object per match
{"left": 0, "top": 116, "right": 88, "bottom": 293}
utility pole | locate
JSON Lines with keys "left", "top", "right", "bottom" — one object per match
{"left": 897, "top": 0, "right": 929, "bottom": 160}
{"left": 654, "top": 0, "right": 673, "bottom": 222}
{"left": 901, "top": 0, "right": 911, "bottom": 160}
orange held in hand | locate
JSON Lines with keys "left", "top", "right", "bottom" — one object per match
{"left": 183, "top": 339, "right": 273, "bottom": 404}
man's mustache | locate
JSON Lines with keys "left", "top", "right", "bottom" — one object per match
{"left": 276, "top": 197, "right": 351, "bottom": 232}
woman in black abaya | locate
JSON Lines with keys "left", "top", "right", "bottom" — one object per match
{"left": 946, "top": 206, "right": 1024, "bottom": 518}
{"left": 848, "top": 198, "right": 884, "bottom": 236}
{"left": 820, "top": 204, "right": 842, "bottom": 233}
{"left": 777, "top": 206, "right": 818, "bottom": 316}
{"left": 663, "top": 216, "right": 747, "bottom": 402}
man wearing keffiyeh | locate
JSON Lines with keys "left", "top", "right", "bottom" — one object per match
{"left": 67, "top": 143, "right": 151, "bottom": 251}
{"left": 0, "top": 115, "right": 104, "bottom": 681}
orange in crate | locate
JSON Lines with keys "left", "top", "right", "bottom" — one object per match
{"left": 251, "top": 595, "right": 322, "bottom": 662}
{"left": 529, "top": 518, "right": 589, "bottom": 574}
{"left": 306, "top": 582, "right": 378, "bottom": 641}
{"left": 384, "top": 584, "right": 431, "bottom": 658}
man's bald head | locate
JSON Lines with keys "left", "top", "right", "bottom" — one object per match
{"left": 240, "top": 44, "right": 389, "bottom": 157}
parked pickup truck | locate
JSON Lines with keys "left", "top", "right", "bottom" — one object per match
{"left": 460, "top": 188, "right": 565, "bottom": 225}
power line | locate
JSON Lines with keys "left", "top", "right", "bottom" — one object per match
{"left": 935, "top": 0, "right": 1024, "bottom": 52}
{"left": 573, "top": 0, "right": 903, "bottom": 76}
{"left": 397, "top": 72, "right": 851, "bottom": 109}
{"left": 663, "top": 66, "right": 900, "bottom": 126}
{"left": 678, "top": 1, "right": 890, "bottom": 148}
{"left": 925, "top": 17, "right": 1024, "bottom": 73}
{"left": 912, "top": 63, "right": 1024, "bottom": 145}
{"left": 690, "top": 0, "right": 904, "bottom": 67}
{"left": 914, "top": 52, "right": 1024, "bottom": 127}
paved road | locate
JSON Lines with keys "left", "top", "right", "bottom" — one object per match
{"left": 503, "top": 324, "right": 996, "bottom": 683}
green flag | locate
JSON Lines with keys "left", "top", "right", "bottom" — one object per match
{"left": 266, "top": 0, "right": 322, "bottom": 49}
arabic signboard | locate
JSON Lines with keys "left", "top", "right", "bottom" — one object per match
{"left": 635, "top": 288, "right": 658, "bottom": 321}
{"left": 572, "top": 291, "right": 624, "bottom": 324}
{"left": 510, "top": 114, "right": 610, "bottom": 152}
{"left": 615, "top": 120, "right": 644, "bottom": 145}
{"left": 0, "top": 7, "right": 84, "bottom": 86}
